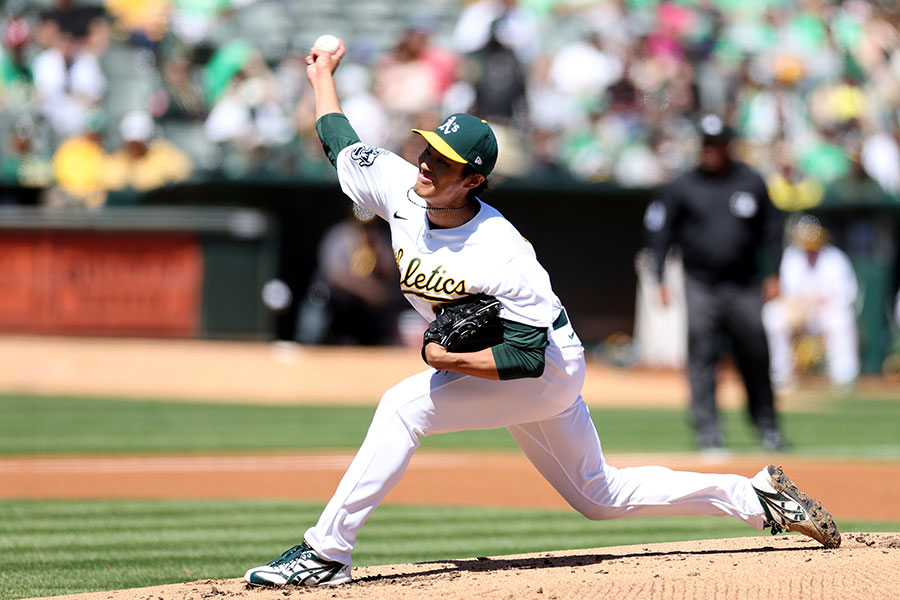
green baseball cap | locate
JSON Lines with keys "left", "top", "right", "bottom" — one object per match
{"left": 412, "top": 114, "right": 498, "bottom": 176}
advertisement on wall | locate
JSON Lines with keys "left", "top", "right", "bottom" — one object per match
{"left": 0, "top": 233, "right": 203, "bottom": 336}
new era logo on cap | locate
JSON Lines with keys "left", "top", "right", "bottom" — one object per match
{"left": 411, "top": 113, "right": 498, "bottom": 176}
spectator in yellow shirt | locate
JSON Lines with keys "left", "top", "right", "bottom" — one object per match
{"left": 767, "top": 160, "right": 824, "bottom": 211}
{"left": 105, "top": 0, "right": 171, "bottom": 45}
{"left": 51, "top": 112, "right": 109, "bottom": 207}
{"left": 105, "top": 109, "right": 193, "bottom": 192}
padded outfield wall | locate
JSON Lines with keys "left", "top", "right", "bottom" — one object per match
{"left": 3, "top": 178, "right": 898, "bottom": 372}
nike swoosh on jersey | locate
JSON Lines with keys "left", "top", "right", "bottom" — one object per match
{"left": 393, "top": 211, "right": 408, "bottom": 220}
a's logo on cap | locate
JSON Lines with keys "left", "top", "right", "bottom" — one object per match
{"left": 437, "top": 116, "right": 460, "bottom": 134}
{"left": 474, "top": 156, "right": 483, "bottom": 165}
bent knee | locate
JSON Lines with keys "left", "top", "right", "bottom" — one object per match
{"left": 373, "top": 386, "right": 432, "bottom": 439}
{"left": 369, "top": 386, "right": 412, "bottom": 427}
{"left": 576, "top": 504, "right": 621, "bottom": 521}
{"left": 568, "top": 497, "right": 623, "bottom": 521}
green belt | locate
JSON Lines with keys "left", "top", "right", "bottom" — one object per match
{"left": 552, "top": 309, "right": 568, "bottom": 330}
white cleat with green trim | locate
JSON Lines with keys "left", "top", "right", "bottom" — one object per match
{"left": 244, "top": 541, "right": 351, "bottom": 587}
{"left": 750, "top": 464, "right": 841, "bottom": 548}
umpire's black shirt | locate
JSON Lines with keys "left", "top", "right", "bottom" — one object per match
{"left": 646, "top": 160, "right": 783, "bottom": 286}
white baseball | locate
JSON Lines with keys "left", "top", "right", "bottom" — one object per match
{"left": 313, "top": 34, "right": 341, "bottom": 54}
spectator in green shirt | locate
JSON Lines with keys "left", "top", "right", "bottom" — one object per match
{"left": 0, "top": 17, "right": 34, "bottom": 111}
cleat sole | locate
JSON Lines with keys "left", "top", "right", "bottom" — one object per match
{"left": 769, "top": 465, "right": 841, "bottom": 549}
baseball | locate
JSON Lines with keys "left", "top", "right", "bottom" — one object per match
{"left": 313, "top": 34, "right": 341, "bottom": 54}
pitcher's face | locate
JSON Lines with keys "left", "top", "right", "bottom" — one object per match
{"left": 413, "top": 144, "right": 482, "bottom": 204}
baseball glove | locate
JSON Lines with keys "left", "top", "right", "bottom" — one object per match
{"left": 422, "top": 293, "right": 504, "bottom": 357}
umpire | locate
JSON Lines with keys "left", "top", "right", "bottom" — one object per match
{"left": 645, "top": 115, "right": 785, "bottom": 452}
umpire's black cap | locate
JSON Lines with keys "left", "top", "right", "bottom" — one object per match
{"left": 699, "top": 114, "right": 733, "bottom": 145}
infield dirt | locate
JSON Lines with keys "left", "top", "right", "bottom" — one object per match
{"left": 28, "top": 533, "right": 900, "bottom": 600}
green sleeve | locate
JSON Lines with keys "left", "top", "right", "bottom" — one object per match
{"left": 491, "top": 319, "right": 549, "bottom": 380}
{"left": 315, "top": 113, "right": 361, "bottom": 167}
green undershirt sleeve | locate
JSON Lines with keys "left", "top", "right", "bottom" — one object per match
{"left": 315, "top": 113, "right": 361, "bottom": 167}
{"left": 491, "top": 318, "right": 549, "bottom": 380}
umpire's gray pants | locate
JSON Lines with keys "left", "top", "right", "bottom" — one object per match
{"left": 684, "top": 274, "right": 777, "bottom": 438}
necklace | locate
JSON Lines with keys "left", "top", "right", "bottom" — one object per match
{"left": 406, "top": 187, "right": 470, "bottom": 211}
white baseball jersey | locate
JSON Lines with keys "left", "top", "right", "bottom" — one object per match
{"left": 779, "top": 244, "right": 857, "bottom": 307}
{"left": 335, "top": 142, "right": 563, "bottom": 328}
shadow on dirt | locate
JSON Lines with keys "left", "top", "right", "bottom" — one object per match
{"left": 353, "top": 542, "right": 811, "bottom": 585}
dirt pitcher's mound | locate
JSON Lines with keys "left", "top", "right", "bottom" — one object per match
{"left": 31, "top": 533, "right": 900, "bottom": 600}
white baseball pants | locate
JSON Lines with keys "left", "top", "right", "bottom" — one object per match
{"left": 305, "top": 324, "right": 766, "bottom": 566}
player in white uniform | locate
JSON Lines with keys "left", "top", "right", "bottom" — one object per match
{"left": 244, "top": 39, "right": 840, "bottom": 588}
{"left": 763, "top": 216, "right": 860, "bottom": 391}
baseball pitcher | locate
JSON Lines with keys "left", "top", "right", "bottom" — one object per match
{"left": 243, "top": 37, "right": 840, "bottom": 588}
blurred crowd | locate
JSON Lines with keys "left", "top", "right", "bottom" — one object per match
{"left": 1, "top": 0, "right": 900, "bottom": 207}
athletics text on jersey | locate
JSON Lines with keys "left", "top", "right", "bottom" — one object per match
{"left": 335, "top": 142, "right": 561, "bottom": 329}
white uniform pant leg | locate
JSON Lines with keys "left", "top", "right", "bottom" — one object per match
{"left": 761, "top": 299, "right": 796, "bottom": 387}
{"left": 507, "top": 399, "right": 766, "bottom": 529}
{"left": 304, "top": 362, "right": 583, "bottom": 566}
{"left": 814, "top": 303, "right": 859, "bottom": 385}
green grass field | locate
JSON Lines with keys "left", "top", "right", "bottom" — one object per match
{"left": 2, "top": 392, "right": 899, "bottom": 600}
{"left": 2, "top": 393, "right": 899, "bottom": 457}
